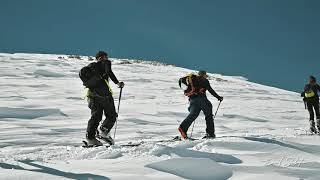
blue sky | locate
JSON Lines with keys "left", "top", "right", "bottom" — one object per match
{"left": 1, "top": 0, "right": 319, "bottom": 92}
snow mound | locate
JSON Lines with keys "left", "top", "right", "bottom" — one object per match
{"left": 146, "top": 157, "right": 233, "bottom": 180}
{"left": 95, "top": 151, "right": 123, "bottom": 159}
{"left": 0, "top": 107, "right": 67, "bottom": 119}
{"left": 1, "top": 53, "right": 319, "bottom": 179}
{"left": 150, "top": 145, "right": 242, "bottom": 164}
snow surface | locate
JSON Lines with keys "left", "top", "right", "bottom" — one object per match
{"left": 0, "top": 53, "right": 319, "bottom": 180}
{"left": 146, "top": 158, "right": 233, "bottom": 180}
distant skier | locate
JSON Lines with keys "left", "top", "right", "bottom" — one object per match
{"left": 79, "top": 51, "right": 124, "bottom": 146}
{"left": 301, "top": 76, "right": 320, "bottom": 134}
{"left": 178, "top": 70, "right": 223, "bottom": 139}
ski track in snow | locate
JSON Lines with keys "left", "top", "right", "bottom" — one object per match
{"left": 0, "top": 53, "right": 319, "bottom": 180}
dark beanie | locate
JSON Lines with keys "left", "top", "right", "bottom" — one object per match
{"left": 310, "top": 76, "right": 316, "bottom": 82}
{"left": 96, "top": 51, "right": 108, "bottom": 60}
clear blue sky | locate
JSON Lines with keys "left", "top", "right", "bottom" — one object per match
{"left": 1, "top": 0, "right": 319, "bottom": 92}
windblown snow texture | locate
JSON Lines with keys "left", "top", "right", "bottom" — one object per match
{"left": 0, "top": 53, "right": 319, "bottom": 180}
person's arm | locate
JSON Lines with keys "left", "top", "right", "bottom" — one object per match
{"left": 204, "top": 79, "right": 223, "bottom": 101}
{"left": 104, "top": 60, "right": 119, "bottom": 84}
{"left": 301, "top": 85, "right": 306, "bottom": 97}
{"left": 317, "top": 84, "right": 320, "bottom": 92}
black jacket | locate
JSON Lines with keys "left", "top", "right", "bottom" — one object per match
{"left": 90, "top": 60, "right": 119, "bottom": 97}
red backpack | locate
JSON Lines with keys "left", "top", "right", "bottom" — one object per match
{"left": 180, "top": 74, "right": 206, "bottom": 97}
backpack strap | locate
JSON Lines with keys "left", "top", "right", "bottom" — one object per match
{"left": 184, "top": 74, "right": 208, "bottom": 97}
{"left": 185, "top": 74, "right": 196, "bottom": 97}
{"left": 104, "top": 79, "right": 113, "bottom": 95}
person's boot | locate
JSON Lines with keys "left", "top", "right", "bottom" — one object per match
{"left": 310, "top": 120, "right": 317, "bottom": 134}
{"left": 86, "top": 135, "right": 103, "bottom": 147}
{"left": 317, "top": 119, "right": 320, "bottom": 134}
{"left": 97, "top": 126, "right": 114, "bottom": 145}
{"left": 310, "top": 127, "right": 317, "bottom": 134}
{"left": 178, "top": 127, "right": 188, "bottom": 140}
{"left": 202, "top": 133, "right": 216, "bottom": 139}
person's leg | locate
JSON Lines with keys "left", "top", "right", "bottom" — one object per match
{"left": 307, "top": 102, "right": 315, "bottom": 121}
{"left": 179, "top": 98, "right": 201, "bottom": 134}
{"left": 201, "top": 98, "right": 215, "bottom": 136}
{"left": 313, "top": 101, "right": 320, "bottom": 130}
{"left": 100, "top": 96, "right": 118, "bottom": 133}
{"left": 307, "top": 101, "right": 316, "bottom": 132}
{"left": 87, "top": 98, "right": 103, "bottom": 139}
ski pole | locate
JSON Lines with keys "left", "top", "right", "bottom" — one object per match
{"left": 190, "top": 101, "right": 222, "bottom": 138}
{"left": 213, "top": 101, "right": 222, "bottom": 120}
{"left": 113, "top": 87, "right": 123, "bottom": 141}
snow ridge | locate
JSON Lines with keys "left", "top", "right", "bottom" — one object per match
{"left": 0, "top": 53, "right": 319, "bottom": 180}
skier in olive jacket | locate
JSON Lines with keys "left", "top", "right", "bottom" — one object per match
{"left": 86, "top": 51, "right": 124, "bottom": 146}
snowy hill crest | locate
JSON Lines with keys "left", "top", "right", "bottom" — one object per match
{"left": 0, "top": 53, "right": 318, "bottom": 180}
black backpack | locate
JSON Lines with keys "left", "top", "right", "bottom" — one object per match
{"left": 79, "top": 62, "right": 102, "bottom": 88}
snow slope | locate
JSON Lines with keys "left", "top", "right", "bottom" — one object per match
{"left": 0, "top": 53, "right": 319, "bottom": 180}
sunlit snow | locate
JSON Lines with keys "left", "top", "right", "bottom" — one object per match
{"left": 0, "top": 53, "right": 319, "bottom": 180}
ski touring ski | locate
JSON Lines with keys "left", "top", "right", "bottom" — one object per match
{"left": 82, "top": 135, "right": 214, "bottom": 148}
{"left": 141, "top": 136, "right": 200, "bottom": 144}
{"left": 82, "top": 140, "right": 143, "bottom": 148}
{"left": 82, "top": 141, "right": 105, "bottom": 148}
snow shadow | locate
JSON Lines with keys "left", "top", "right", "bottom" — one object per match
{"left": 0, "top": 107, "right": 67, "bottom": 119}
{"left": 0, "top": 160, "right": 109, "bottom": 180}
{"left": 125, "top": 118, "right": 173, "bottom": 126}
{"left": 150, "top": 145, "right": 242, "bottom": 164}
{"left": 156, "top": 111, "right": 188, "bottom": 118}
{"left": 223, "top": 114, "right": 269, "bottom": 122}
{"left": 0, "top": 95, "right": 27, "bottom": 101}
{"left": 243, "top": 137, "right": 320, "bottom": 155}
{"left": 125, "top": 78, "right": 153, "bottom": 83}
{"left": 33, "top": 69, "right": 65, "bottom": 77}
{"left": 146, "top": 157, "right": 233, "bottom": 180}
{"left": 66, "top": 97, "right": 84, "bottom": 100}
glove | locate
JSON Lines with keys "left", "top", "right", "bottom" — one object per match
{"left": 117, "top": 82, "right": 125, "bottom": 88}
{"left": 218, "top": 96, "right": 223, "bottom": 102}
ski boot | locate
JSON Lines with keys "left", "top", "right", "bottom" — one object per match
{"left": 310, "top": 126, "right": 317, "bottom": 134}
{"left": 202, "top": 133, "right": 216, "bottom": 139}
{"left": 97, "top": 126, "right": 114, "bottom": 145}
{"left": 310, "top": 120, "right": 317, "bottom": 134}
{"left": 85, "top": 137, "right": 103, "bottom": 147}
{"left": 178, "top": 127, "right": 188, "bottom": 140}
